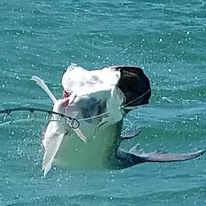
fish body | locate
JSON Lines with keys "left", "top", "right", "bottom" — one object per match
{"left": 32, "top": 64, "right": 205, "bottom": 176}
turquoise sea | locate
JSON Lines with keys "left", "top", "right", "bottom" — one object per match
{"left": 1, "top": 0, "right": 206, "bottom": 205}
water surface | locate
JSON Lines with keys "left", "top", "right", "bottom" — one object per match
{"left": 1, "top": 0, "right": 206, "bottom": 205}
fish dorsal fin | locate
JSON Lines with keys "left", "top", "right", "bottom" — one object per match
{"left": 128, "top": 144, "right": 142, "bottom": 155}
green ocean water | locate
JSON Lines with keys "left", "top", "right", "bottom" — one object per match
{"left": 1, "top": 0, "right": 206, "bottom": 205}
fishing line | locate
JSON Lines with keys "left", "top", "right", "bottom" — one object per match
{"left": 76, "top": 90, "right": 151, "bottom": 122}
{"left": 74, "top": 90, "right": 149, "bottom": 122}
{"left": 0, "top": 107, "right": 80, "bottom": 129}
{"left": 121, "top": 89, "right": 151, "bottom": 110}
{"left": 78, "top": 111, "right": 110, "bottom": 122}
{"left": 0, "top": 90, "right": 149, "bottom": 129}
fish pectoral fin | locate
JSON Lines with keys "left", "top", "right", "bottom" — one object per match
{"left": 42, "top": 133, "right": 64, "bottom": 177}
{"left": 42, "top": 120, "right": 66, "bottom": 177}
{"left": 31, "top": 76, "right": 57, "bottom": 104}
{"left": 116, "top": 148, "right": 206, "bottom": 168}
{"left": 121, "top": 128, "right": 142, "bottom": 139}
{"left": 128, "top": 144, "right": 142, "bottom": 154}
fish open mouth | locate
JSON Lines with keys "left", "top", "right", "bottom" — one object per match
{"left": 63, "top": 90, "right": 70, "bottom": 98}
{"left": 62, "top": 90, "right": 71, "bottom": 107}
